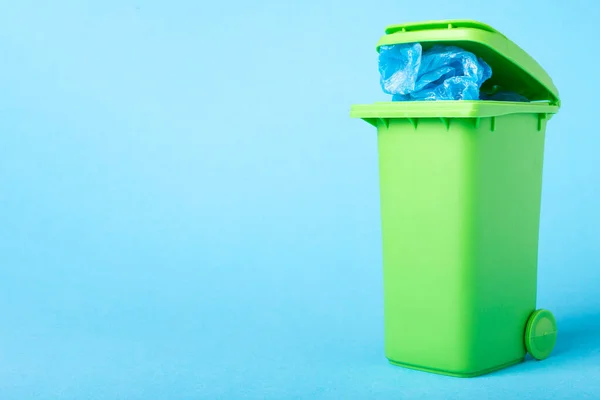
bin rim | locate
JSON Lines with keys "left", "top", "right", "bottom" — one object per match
{"left": 375, "top": 20, "right": 560, "bottom": 107}
{"left": 350, "top": 101, "right": 558, "bottom": 125}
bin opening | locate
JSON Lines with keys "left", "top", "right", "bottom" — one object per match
{"left": 374, "top": 20, "right": 560, "bottom": 106}
{"left": 378, "top": 42, "right": 525, "bottom": 102}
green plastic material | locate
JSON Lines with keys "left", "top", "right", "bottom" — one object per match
{"left": 525, "top": 309, "right": 558, "bottom": 360}
{"left": 351, "top": 20, "right": 560, "bottom": 377}
{"left": 350, "top": 101, "right": 558, "bottom": 125}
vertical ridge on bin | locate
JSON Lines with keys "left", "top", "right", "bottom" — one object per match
{"left": 408, "top": 118, "right": 418, "bottom": 129}
{"left": 440, "top": 117, "right": 450, "bottom": 130}
{"left": 537, "top": 113, "right": 547, "bottom": 131}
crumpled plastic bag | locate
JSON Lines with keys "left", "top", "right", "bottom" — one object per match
{"left": 379, "top": 43, "right": 493, "bottom": 101}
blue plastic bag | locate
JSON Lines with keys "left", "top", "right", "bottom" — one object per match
{"left": 379, "top": 43, "right": 493, "bottom": 101}
{"left": 479, "top": 89, "right": 530, "bottom": 102}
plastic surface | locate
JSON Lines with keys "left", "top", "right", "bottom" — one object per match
{"left": 350, "top": 20, "right": 560, "bottom": 377}
{"left": 350, "top": 101, "right": 558, "bottom": 124}
{"left": 379, "top": 43, "right": 492, "bottom": 101}
{"left": 376, "top": 114, "right": 546, "bottom": 377}
{"left": 376, "top": 20, "right": 560, "bottom": 105}
{"left": 525, "top": 309, "right": 557, "bottom": 360}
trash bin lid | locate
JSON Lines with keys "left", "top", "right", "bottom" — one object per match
{"left": 376, "top": 20, "right": 560, "bottom": 106}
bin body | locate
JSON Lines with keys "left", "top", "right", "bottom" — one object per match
{"left": 351, "top": 19, "right": 561, "bottom": 377}
{"left": 377, "top": 113, "right": 546, "bottom": 376}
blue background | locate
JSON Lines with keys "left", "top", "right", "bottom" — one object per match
{"left": 0, "top": 0, "right": 598, "bottom": 398}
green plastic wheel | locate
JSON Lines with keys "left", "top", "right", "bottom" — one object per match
{"left": 525, "top": 309, "right": 557, "bottom": 360}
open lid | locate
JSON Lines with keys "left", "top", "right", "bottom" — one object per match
{"left": 376, "top": 20, "right": 560, "bottom": 106}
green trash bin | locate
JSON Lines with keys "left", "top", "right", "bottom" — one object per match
{"left": 350, "top": 20, "right": 560, "bottom": 377}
